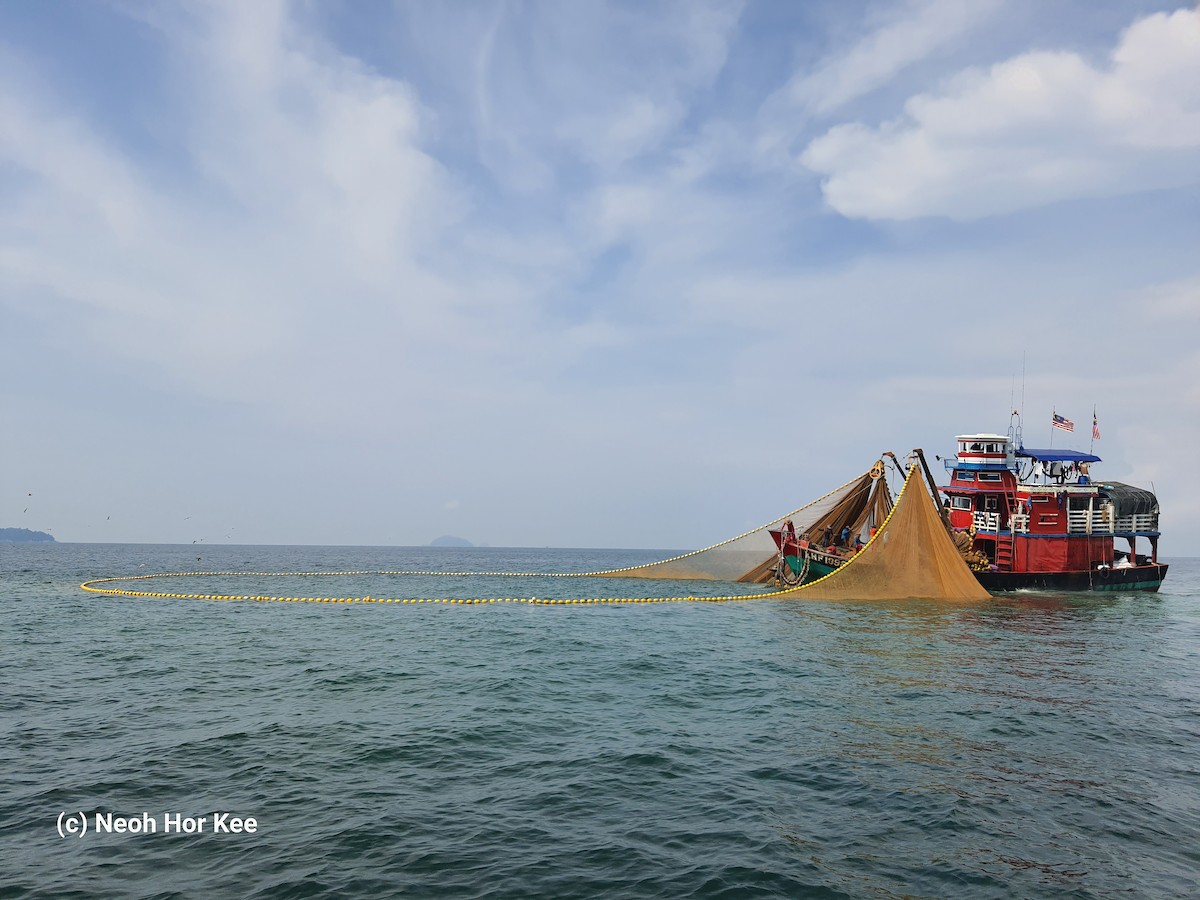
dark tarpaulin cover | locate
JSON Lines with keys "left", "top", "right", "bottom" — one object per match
{"left": 1098, "top": 482, "right": 1159, "bottom": 517}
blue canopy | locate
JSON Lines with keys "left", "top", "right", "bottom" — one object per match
{"left": 1017, "top": 448, "right": 1101, "bottom": 463}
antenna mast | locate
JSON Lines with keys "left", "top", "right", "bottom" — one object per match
{"left": 1021, "top": 352, "right": 1026, "bottom": 419}
{"left": 1013, "top": 353, "right": 1026, "bottom": 449}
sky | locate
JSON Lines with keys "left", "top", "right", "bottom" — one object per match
{"left": 2, "top": 0, "right": 1198, "bottom": 553}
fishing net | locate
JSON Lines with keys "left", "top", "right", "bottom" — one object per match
{"left": 81, "top": 455, "right": 991, "bottom": 605}
{"left": 594, "top": 463, "right": 893, "bottom": 583}
{"left": 787, "top": 462, "right": 991, "bottom": 602}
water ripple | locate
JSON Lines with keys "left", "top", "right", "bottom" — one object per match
{"left": 2, "top": 545, "right": 1199, "bottom": 897}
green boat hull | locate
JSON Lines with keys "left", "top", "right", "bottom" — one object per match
{"left": 783, "top": 552, "right": 844, "bottom": 584}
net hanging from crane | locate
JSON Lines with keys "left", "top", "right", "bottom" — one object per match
{"left": 785, "top": 462, "right": 991, "bottom": 602}
{"left": 593, "top": 462, "right": 892, "bottom": 583}
{"left": 589, "top": 455, "right": 989, "bottom": 603}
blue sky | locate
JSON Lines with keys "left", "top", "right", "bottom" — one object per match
{"left": 2, "top": 0, "right": 1198, "bottom": 552}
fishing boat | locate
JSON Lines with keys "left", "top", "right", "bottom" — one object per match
{"left": 768, "top": 520, "right": 852, "bottom": 585}
{"left": 763, "top": 458, "right": 893, "bottom": 586}
{"left": 940, "top": 419, "right": 1167, "bottom": 592}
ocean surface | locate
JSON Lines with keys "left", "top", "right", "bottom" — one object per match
{"left": 2, "top": 543, "right": 1199, "bottom": 899}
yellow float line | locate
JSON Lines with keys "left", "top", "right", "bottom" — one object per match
{"left": 78, "top": 576, "right": 787, "bottom": 605}
{"left": 78, "top": 567, "right": 795, "bottom": 605}
{"left": 79, "top": 463, "right": 913, "bottom": 607}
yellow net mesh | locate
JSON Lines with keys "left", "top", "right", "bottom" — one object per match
{"left": 785, "top": 462, "right": 991, "bottom": 602}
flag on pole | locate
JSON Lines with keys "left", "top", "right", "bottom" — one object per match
{"left": 1092, "top": 412, "right": 1100, "bottom": 441}
{"left": 1052, "top": 412, "right": 1074, "bottom": 432}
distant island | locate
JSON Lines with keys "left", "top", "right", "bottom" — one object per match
{"left": 430, "top": 535, "right": 473, "bottom": 547}
{"left": 0, "top": 528, "right": 56, "bottom": 543}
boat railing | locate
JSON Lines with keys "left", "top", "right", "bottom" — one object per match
{"left": 977, "top": 507, "right": 1159, "bottom": 535}
{"left": 1068, "top": 508, "right": 1113, "bottom": 534}
{"left": 1114, "top": 513, "right": 1159, "bottom": 533}
{"left": 972, "top": 511, "right": 1001, "bottom": 532}
{"left": 1063, "top": 509, "right": 1158, "bottom": 534}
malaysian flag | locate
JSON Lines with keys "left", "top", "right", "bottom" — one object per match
{"left": 1052, "top": 412, "right": 1074, "bottom": 432}
{"left": 1092, "top": 412, "right": 1101, "bottom": 441}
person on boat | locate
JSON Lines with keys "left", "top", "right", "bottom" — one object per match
{"left": 854, "top": 535, "right": 864, "bottom": 552}
{"left": 779, "top": 519, "right": 803, "bottom": 557}
{"left": 839, "top": 525, "right": 851, "bottom": 546}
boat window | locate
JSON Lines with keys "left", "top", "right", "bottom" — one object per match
{"left": 1031, "top": 495, "right": 1050, "bottom": 503}
{"left": 950, "top": 497, "right": 972, "bottom": 510}
{"left": 956, "top": 471, "right": 975, "bottom": 482}
{"left": 1038, "top": 514, "right": 1058, "bottom": 525}
{"left": 977, "top": 472, "right": 1002, "bottom": 482}
{"left": 984, "top": 497, "right": 999, "bottom": 511}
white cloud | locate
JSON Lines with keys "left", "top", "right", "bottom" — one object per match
{"left": 754, "top": 0, "right": 1000, "bottom": 169}
{"left": 184, "top": 1, "right": 459, "bottom": 274}
{"left": 801, "top": 7, "right": 1200, "bottom": 220}
{"left": 0, "top": 86, "right": 149, "bottom": 243}
{"left": 2, "top": 1, "right": 1198, "bottom": 550}
{"left": 0, "top": 0, "right": 493, "bottom": 420}
{"left": 466, "top": 0, "right": 741, "bottom": 179}
{"left": 785, "top": 0, "right": 1000, "bottom": 116}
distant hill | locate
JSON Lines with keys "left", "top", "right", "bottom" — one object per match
{"left": 0, "top": 528, "right": 55, "bottom": 542}
{"left": 430, "top": 535, "right": 473, "bottom": 547}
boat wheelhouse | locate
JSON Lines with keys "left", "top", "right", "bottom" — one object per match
{"left": 941, "top": 429, "right": 1167, "bottom": 591}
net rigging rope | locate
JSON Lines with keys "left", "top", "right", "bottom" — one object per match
{"left": 80, "top": 463, "right": 916, "bottom": 607}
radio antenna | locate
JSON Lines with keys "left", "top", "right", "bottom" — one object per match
{"left": 1021, "top": 351, "right": 1026, "bottom": 419}
{"left": 1015, "top": 352, "right": 1026, "bottom": 449}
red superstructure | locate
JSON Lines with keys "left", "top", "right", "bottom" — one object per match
{"left": 940, "top": 423, "right": 1167, "bottom": 592}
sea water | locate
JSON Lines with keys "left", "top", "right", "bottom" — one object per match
{"left": 2, "top": 543, "right": 1198, "bottom": 898}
